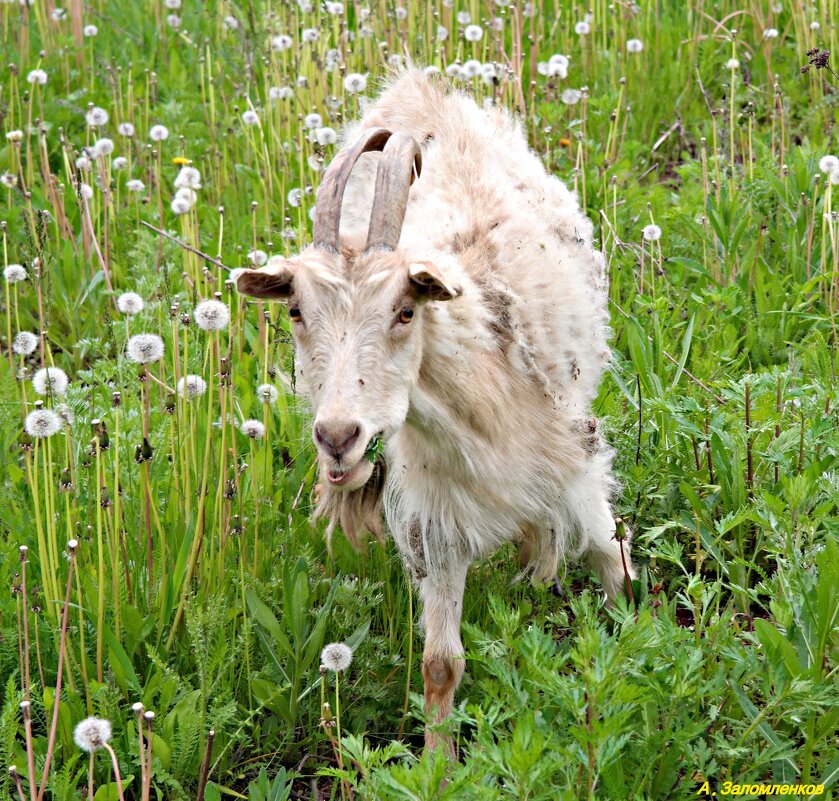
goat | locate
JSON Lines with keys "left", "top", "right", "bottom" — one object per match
{"left": 235, "top": 69, "right": 635, "bottom": 748}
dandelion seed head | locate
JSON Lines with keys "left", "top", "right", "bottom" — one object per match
{"left": 436, "top": 25, "right": 449, "bottom": 41}
{"left": 13, "top": 331, "right": 38, "bottom": 355}
{"left": 240, "top": 419, "right": 266, "bottom": 439}
{"left": 117, "top": 292, "right": 144, "bottom": 314}
{"left": 575, "top": 21, "right": 590, "bottom": 35}
{"left": 149, "top": 124, "right": 170, "bottom": 142}
{"left": 165, "top": 0, "right": 181, "bottom": 7}
{"left": 4, "top": 264, "right": 27, "bottom": 283}
{"left": 6, "top": 130, "right": 24, "bottom": 142}
{"left": 75, "top": 154, "right": 92, "bottom": 172}
{"left": 257, "top": 383, "right": 279, "bottom": 404}
{"left": 462, "top": 59, "right": 482, "bottom": 78}
{"left": 344, "top": 72, "right": 367, "bottom": 93}
{"left": 126, "top": 178, "right": 145, "bottom": 192}
{"left": 25, "top": 409, "right": 61, "bottom": 439}
{"left": 763, "top": 28, "right": 779, "bottom": 39}
{"left": 325, "top": 1, "right": 343, "bottom": 14}
{"left": 1, "top": 171, "right": 17, "bottom": 188}
{"left": 113, "top": 157, "right": 128, "bottom": 170}
{"left": 304, "top": 112, "right": 323, "bottom": 130}
{"left": 287, "top": 187, "right": 303, "bottom": 207}
{"left": 194, "top": 299, "right": 230, "bottom": 331}
{"left": 810, "top": 20, "right": 820, "bottom": 30}
{"left": 27, "top": 69, "right": 48, "bottom": 85}
{"left": 626, "top": 38, "right": 644, "bottom": 53}
{"left": 270, "top": 86, "right": 294, "bottom": 100}
{"left": 247, "top": 249, "right": 268, "bottom": 266}
{"left": 174, "top": 166, "right": 201, "bottom": 190}
{"left": 456, "top": 10, "right": 471, "bottom": 24}
{"left": 395, "top": 6, "right": 408, "bottom": 20}
{"left": 73, "top": 717, "right": 111, "bottom": 752}
{"left": 818, "top": 155, "right": 838, "bottom": 175}
{"left": 131, "top": 702, "right": 144, "bottom": 713}
{"left": 302, "top": 28, "right": 319, "bottom": 43}
{"left": 423, "top": 65, "right": 441, "bottom": 77}
{"left": 93, "top": 138, "right": 114, "bottom": 157}
{"left": 642, "top": 223, "right": 662, "bottom": 242}
{"left": 83, "top": 24, "right": 98, "bottom": 37}
{"left": 171, "top": 196, "right": 191, "bottom": 215}
{"left": 320, "top": 642, "right": 353, "bottom": 672}
{"left": 32, "top": 367, "right": 69, "bottom": 396}
{"left": 177, "top": 374, "right": 207, "bottom": 399}
{"left": 52, "top": 8, "right": 66, "bottom": 20}
{"left": 55, "top": 403, "right": 75, "bottom": 427}
{"left": 726, "top": 58, "right": 740, "bottom": 70}
{"left": 86, "top": 106, "right": 108, "bottom": 127}
{"left": 561, "top": 88, "right": 582, "bottom": 105}
{"left": 223, "top": 15, "right": 239, "bottom": 29}
{"left": 464, "top": 24, "right": 483, "bottom": 41}
{"left": 315, "top": 126, "right": 338, "bottom": 146}
{"left": 272, "top": 34, "right": 293, "bottom": 51}
{"left": 126, "top": 334, "right": 164, "bottom": 363}
{"left": 67, "top": 538, "right": 78, "bottom": 550}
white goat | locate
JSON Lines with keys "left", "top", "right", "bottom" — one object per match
{"left": 235, "top": 69, "right": 634, "bottom": 746}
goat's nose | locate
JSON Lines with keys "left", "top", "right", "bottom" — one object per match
{"left": 314, "top": 419, "right": 362, "bottom": 459}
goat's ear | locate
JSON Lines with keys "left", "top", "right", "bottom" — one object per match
{"left": 233, "top": 257, "right": 294, "bottom": 300}
{"left": 408, "top": 261, "right": 461, "bottom": 302}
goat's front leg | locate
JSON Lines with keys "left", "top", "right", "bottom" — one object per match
{"left": 420, "top": 561, "right": 469, "bottom": 752}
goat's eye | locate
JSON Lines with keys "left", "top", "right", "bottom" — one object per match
{"left": 397, "top": 307, "right": 414, "bottom": 324}
{"left": 289, "top": 306, "right": 302, "bottom": 323}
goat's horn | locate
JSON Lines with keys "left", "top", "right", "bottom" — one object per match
{"left": 312, "top": 126, "right": 393, "bottom": 252}
{"left": 365, "top": 133, "right": 422, "bottom": 252}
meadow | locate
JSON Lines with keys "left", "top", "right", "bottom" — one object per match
{"left": 0, "top": 0, "right": 838, "bottom": 799}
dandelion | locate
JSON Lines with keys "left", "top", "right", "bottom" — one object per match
{"left": 436, "top": 25, "right": 448, "bottom": 41}
{"left": 818, "top": 155, "right": 838, "bottom": 174}
{"left": 257, "top": 383, "right": 279, "bottom": 404}
{"left": 126, "top": 334, "right": 164, "bottom": 363}
{"left": 561, "top": 88, "right": 582, "bottom": 105}
{"left": 810, "top": 21, "right": 820, "bottom": 30}
{"left": 114, "top": 157, "right": 129, "bottom": 170}
{"left": 642, "top": 224, "right": 662, "bottom": 242}
{"left": 13, "top": 331, "right": 38, "bottom": 355}
{"left": 177, "top": 375, "right": 207, "bottom": 399}
{"left": 55, "top": 403, "right": 75, "bottom": 427}
{"left": 240, "top": 419, "right": 266, "bottom": 439}
{"left": 1, "top": 172, "right": 17, "bottom": 188}
{"left": 423, "top": 65, "right": 441, "bottom": 77}
{"left": 456, "top": 10, "right": 471, "bottom": 24}
{"left": 464, "top": 24, "right": 483, "bottom": 41}
{"left": 223, "top": 15, "right": 239, "bottom": 29}
{"left": 6, "top": 130, "right": 24, "bottom": 142}
{"left": 75, "top": 154, "right": 92, "bottom": 172}
{"left": 763, "top": 28, "right": 779, "bottom": 39}
{"left": 242, "top": 110, "right": 259, "bottom": 126}
{"left": 270, "top": 86, "right": 294, "bottom": 100}
{"left": 149, "top": 124, "right": 170, "bottom": 142}
{"left": 165, "top": 0, "right": 181, "bottom": 7}
{"left": 344, "top": 73, "right": 367, "bottom": 93}
{"left": 482, "top": 63, "right": 498, "bottom": 84}
{"left": 73, "top": 717, "right": 112, "bottom": 752}
{"left": 27, "top": 69, "right": 48, "bottom": 85}
{"left": 117, "top": 292, "right": 144, "bottom": 314}
{"left": 288, "top": 188, "right": 303, "bottom": 207}
{"left": 272, "top": 34, "right": 293, "bottom": 51}
{"left": 86, "top": 107, "right": 109, "bottom": 127}
{"left": 167, "top": 15, "right": 181, "bottom": 29}
{"left": 118, "top": 122, "right": 135, "bottom": 136}
{"left": 175, "top": 187, "right": 197, "bottom": 206}
{"left": 93, "top": 138, "right": 114, "bottom": 157}
{"left": 52, "top": 8, "right": 66, "bottom": 19}
{"left": 446, "top": 64, "right": 466, "bottom": 81}
{"left": 33, "top": 367, "right": 69, "bottom": 395}
{"left": 395, "top": 6, "right": 408, "bottom": 20}
{"left": 315, "top": 127, "right": 338, "bottom": 146}
{"left": 523, "top": 2, "right": 535, "bottom": 16}
{"left": 4, "top": 264, "right": 27, "bottom": 283}
{"left": 627, "top": 38, "right": 644, "bottom": 53}
{"left": 302, "top": 28, "right": 319, "bottom": 43}
{"left": 831, "top": 172, "right": 839, "bottom": 186}
{"left": 304, "top": 112, "right": 323, "bottom": 130}
{"left": 299, "top": 0, "right": 314, "bottom": 10}
{"left": 171, "top": 196, "right": 191, "bottom": 215}
{"left": 126, "top": 179, "right": 145, "bottom": 192}
{"left": 575, "top": 21, "right": 590, "bottom": 35}
{"left": 247, "top": 249, "right": 268, "bottom": 266}
{"left": 320, "top": 642, "right": 353, "bottom": 672}
{"left": 174, "top": 166, "right": 201, "bottom": 190}
{"left": 25, "top": 409, "right": 61, "bottom": 439}
{"left": 325, "top": 1, "right": 343, "bottom": 13}
{"left": 492, "top": 17, "right": 504, "bottom": 31}
{"left": 726, "top": 58, "right": 740, "bottom": 70}
{"left": 83, "top": 24, "right": 98, "bottom": 36}
{"left": 194, "top": 299, "right": 230, "bottom": 331}
{"left": 80, "top": 184, "right": 94, "bottom": 200}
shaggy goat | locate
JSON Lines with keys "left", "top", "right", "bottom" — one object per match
{"left": 235, "top": 69, "right": 634, "bottom": 746}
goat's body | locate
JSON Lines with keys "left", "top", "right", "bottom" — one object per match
{"left": 339, "top": 72, "right": 624, "bottom": 594}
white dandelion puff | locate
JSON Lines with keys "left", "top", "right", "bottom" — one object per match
{"left": 242, "top": 110, "right": 259, "bottom": 126}
{"left": 810, "top": 21, "right": 820, "bottom": 30}
{"left": 436, "top": 25, "right": 448, "bottom": 41}
{"left": 301, "top": 28, "right": 319, "bottom": 43}
{"left": 257, "top": 383, "right": 279, "bottom": 404}
{"left": 83, "top": 24, "right": 98, "bottom": 37}
{"left": 395, "top": 6, "right": 408, "bottom": 20}
{"left": 272, "top": 34, "right": 293, "bottom": 51}
{"left": 423, "top": 65, "right": 441, "bottom": 77}
{"left": 80, "top": 183, "right": 94, "bottom": 200}
{"left": 171, "top": 196, "right": 191, "bottom": 215}
{"left": 575, "top": 21, "right": 590, "bottom": 35}
{"left": 642, "top": 224, "right": 662, "bottom": 242}
{"left": 117, "top": 292, "right": 144, "bottom": 314}
{"left": 149, "top": 124, "right": 169, "bottom": 142}
{"left": 113, "top": 157, "right": 128, "bottom": 170}
{"left": 325, "top": 1, "right": 343, "bottom": 13}
{"left": 4, "top": 264, "right": 27, "bottom": 283}
{"left": 177, "top": 375, "right": 207, "bottom": 399}
{"left": 726, "top": 58, "right": 740, "bottom": 70}
{"left": 304, "top": 113, "right": 323, "bottom": 130}
{"left": 167, "top": 13, "right": 180, "bottom": 27}
{"left": 269, "top": 86, "right": 294, "bottom": 101}
{"left": 287, "top": 187, "right": 303, "bottom": 207}
{"left": 194, "top": 299, "right": 230, "bottom": 331}
{"left": 320, "top": 642, "right": 353, "bottom": 672}
{"left": 126, "top": 334, "right": 164, "bottom": 363}
{"left": 818, "top": 155, "right": 839, "bottom": 175}
{"left": 240, "top": 419, "right": 266, "bottom": 439}
{"left": 223, "top": 15, "right": 239, "bottom": 29}
{"left": 627, "top": 38, "right": 644, "bottom": 53}
{"left": 93, "top": 138, "right": 114, "bottom": 157}
{"left": 343, "top": 73, "right": 367, "bottom": 93}
{"left": 456, "top": 10, "right": 471, "bottom": 24}
{"left": 86, "top": 107, "right": 109, "bottom": 127}
{"left": 32, "top": 367, "right": 69, "bottom": 396}
{"left": 1, "top": 172, "right": 17, "bottom": 188}
{"left": 27, "top": 69, "right": 48, "bottom": 85}
{"left": 52, "top": 8, "right": 66, "bottom": 19}
{"left": 25, "top": 409, "right": 61, "bottom": 439}
{"left": 73, "top": 718, "right": 112, "bottom": 752}
{"left": 126, "top": 179, "right": 145, "bottom": 192}
{"left": 174, "top": 166, "right": 202, "bottom": 190}
{"left": 55, "top": 403, "right": 75, "bottom": 427}
{"left": 247, "top": 249, "right": 268, "bottom": 266}
{"left": 763, "top": 28, "right": 779, "bottom": 39}
{"left": 561, "top": 88, "right": 582, "bottom": 105}
{"left": 12, "top": 332, "right": 38, "bottom": 355}
{"left": 165, "top": 0, "right": 181, "bottom": 7}
{"left": 464, "top": 24, "right": 483, "bottom": 41}
{"left": 6, "top": 130, "right": 24, "bottom": 142}
{"left": 315, "top": 126, "right": 338, "bottom": 146}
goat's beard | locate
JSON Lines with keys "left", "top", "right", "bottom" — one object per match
{"left": 313, "top": 459, "right": 387, "bottom": 551}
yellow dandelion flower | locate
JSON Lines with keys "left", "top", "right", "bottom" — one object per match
{"left": 172, "top": 156, "right": 192, "bottom": 165}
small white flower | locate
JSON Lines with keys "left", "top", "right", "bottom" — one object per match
{"left": 93, "top": 138, "right": 114, "bottom": 157}
{"left": 395, "top": 6, "right": 408, "bottom": 20}
{"left": 113, "top": 157, "right": 128, "bottom": 170}
{"left": 73, "top": 718, "right": 111, "bottom": 752}
{"left": 462, "top": 59, "right": 481, "bottom": 78}
{"left": 272, "top": 34, "right": 293, "bottom": 51}
{"left": 464, "top": 24, "right": 483, "bottom": 41}
{"left": 86, "top": 107, "right": 109, "bottom": 127}
{"left": 117, "top": 292, "right": 144, "bottom": 314}
{"left": 80, "top": 184, "right": 94, "bottom": 200}
{"left": 287, "top": 188, "right": 303, "bottom": 207}
{"left": 32, "top": 366, "right": 69, "bottom": 396}
{"left": 6, "top": 130, "right": 24, "bottom": 142}
{"left": 344, "top": 73, "right": 367, "bottom": 94}
{"left": 436, "top": 25, "right": 448, "bottom": 41}
{"left": 242, "top": 110, "right": 259, "bottom": 126}
{"left": 75, "top": 154, "right": 92, "bottom": 172}
{"left": 165, "top": 0, "right": 181, "bottom": 8}
{"left": 726, "top": 58, "right": 740, "bottom": 70}
{"left": 315, "top": 126, "right": 338, "bottom": 146}
{"left": 126, "top": 334, "right": 164, "bottom": 364}
{"left": 174, "top": 166, "right": 201, "bottom": 190}
{"left": 627, "top": 38, "right": 644, "bottom": 53}
{"left": 4, "top": 264, "right": 27, "bottom": 283}
{"left": 149, "top": 124, "right": 170, "bottom": 142}
{"left": 167, "top": 15, "right": 181, "bottom": 29}
{"left": 763, "top": 28, "right": 779, "bottom": 39}
{"left": 423, "top": 65, "right": 441, "bottom": 77}
{"left": 481, "top": 63, "right": 498, "bottom": 84}
{"left": 25, "top": 409, "right": 61, "bottom": 439}
{"left": 52, "top": 8, "right": 66, "bottom": 20}
{"left": 27, "top": 69, "right": 48, "bottom": 85}
{"left": 320, "top": 642, "right": 353, "bottom": 672}
{"left": 177, "top": 374, "right": 207, "bottom": 399}
{"left": 171, "top": 196, "right": 191, "bottom": 215}
{"left": 810, "top": 20, "right": 820, "bottom": 30}
{"left": 247, "top": 249, "right": 268, "bottom": 266}
{"left": 1, "top": 172, "right": 17, "bottom": 188}
{"left": 818, "top": 155, "right": 838, "bottom": 175}
{"left": 12, "top": 331, "right": 38, "bottom": 355}
{"left": 117, "top": 122, "right": 135, "bottom": 137}
{"left": 302, "top": 28, "right": 319, "bottom": 43}
{"left": 194, "top": 299, "right": 230, "bottom": 331}
{"left": 304, "top": 112, "right": 323, "bottom": 130}
{"left": 326, "top": 1, "right": 343, "bottom": 14}
{"left": 240, "top": 419, "right": 266, "bottom": 439}
{"left": 223, "top": 15, "right": 239, "bottom": 30}
{"left": 561, "top": 88, "right": 582, "bottom": 105}
{"left": 83, "top": 24, "right": 98, "bottom": 37}
{"left": 446, "top": 63, "right": 466, "bottom": 81}
{"left": 270, "top": 86, "right": 294, "bottom": 100}
{"left": 456, "top": 10, "right": 471, "bottom": 24}
{"left": 575, "top": 21, "right": 590, "bottom": 35}
{"left": 126, "top": 179, "right": 145, "bottom": 192}
{"left": 55, "top": 403, "right": 74, "bottom": 427}
{"left": 642, "top": 223, "right": 662, "bottom": 242}
{"left": 257, "top": 383, "right": 279, "bottom": 404}
{"left": 298, "top": 0, "right": 314, "bottom": 10}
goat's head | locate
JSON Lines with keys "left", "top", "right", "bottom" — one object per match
{"left": 235, "top": 128, "right": 461, "bottom": 492}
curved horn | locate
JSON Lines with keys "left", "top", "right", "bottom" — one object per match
{"left": 312, "top": 126, "right": 393, "bottom": 252}
{"left": 365, "top": 133, "right": 422, "bottom": 252}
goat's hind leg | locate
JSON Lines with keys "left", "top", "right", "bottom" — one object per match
{"left": 420, "top": 560, "right": 469, "bottom": 753}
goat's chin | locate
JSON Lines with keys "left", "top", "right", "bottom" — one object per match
{"left": 321, "top": 458, "right": 375, "bottom": 492}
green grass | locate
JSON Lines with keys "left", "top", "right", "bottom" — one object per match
{"left": 0, "top": 1, "right": 838, "bottom": 799}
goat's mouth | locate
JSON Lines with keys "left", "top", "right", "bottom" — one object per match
{"left": 324, "top": 458, "right": 375, "bottom": 489}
